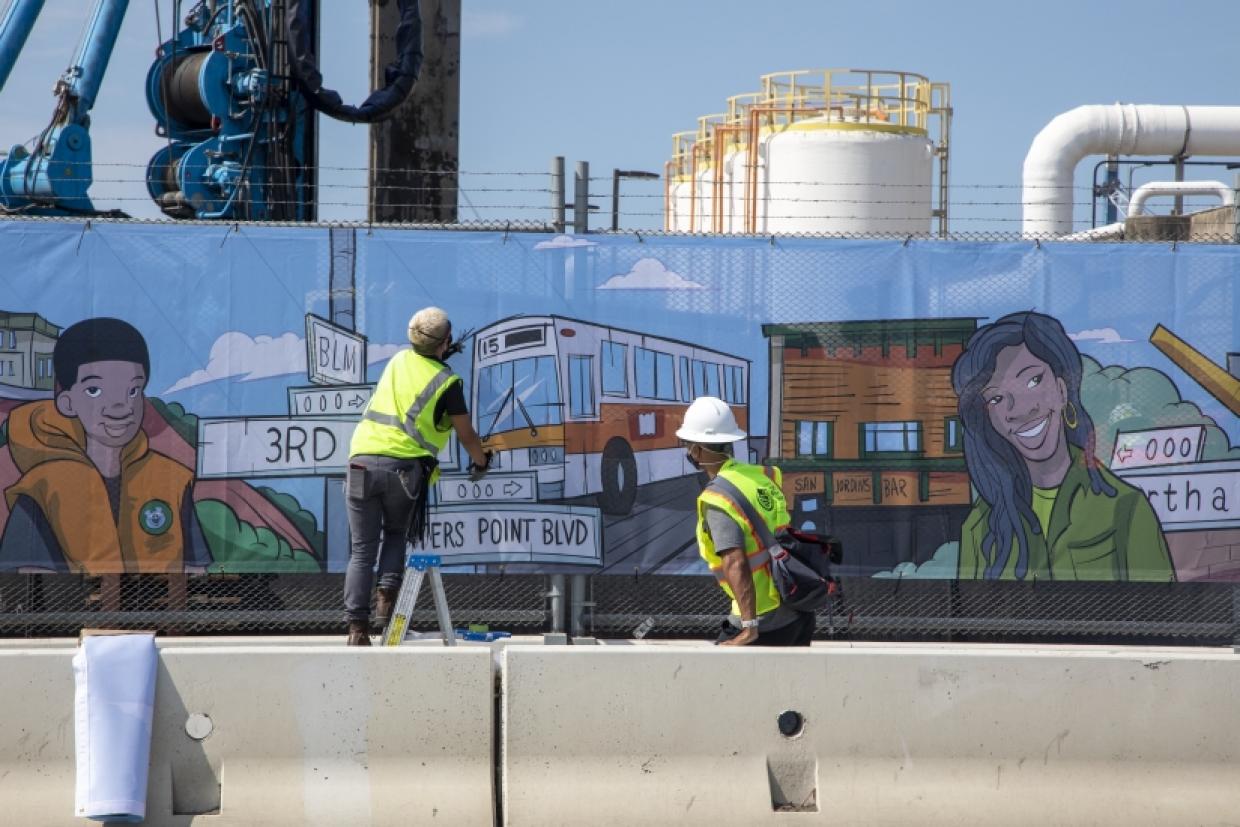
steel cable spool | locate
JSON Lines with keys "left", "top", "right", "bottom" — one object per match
{"left": 161, "top": 51, "right": 212, "bottom": 129}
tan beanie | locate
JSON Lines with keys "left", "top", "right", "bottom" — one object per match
{"left": 407, "top": 306, "right": 451, "bottom": 355}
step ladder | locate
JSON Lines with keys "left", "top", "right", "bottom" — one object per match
{"left": 381, "top": 554, "right": 456, "bottom": 647}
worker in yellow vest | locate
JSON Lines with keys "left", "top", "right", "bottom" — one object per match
{"left": 344, "top": 307, "right": 492, "bottom": 645}
{"left": 677, "top": 396, "right": 815, "bottom": 646}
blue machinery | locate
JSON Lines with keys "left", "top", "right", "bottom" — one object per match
{"left": 0, "top": 0, "right": 422, "bottom": 220}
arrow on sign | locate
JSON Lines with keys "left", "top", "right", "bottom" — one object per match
{"left": 348, "top": 394, "right": 366, "bottom": 409}
{"left": 503, "top": 481, "right": 524, "bottom": 496}
{"left": 1115, "top": 446, "right": 1134, "bottom": 464}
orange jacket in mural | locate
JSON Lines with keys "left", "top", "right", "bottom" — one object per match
{"left": 0, "top": 401, "right": 209, "bottom": 574}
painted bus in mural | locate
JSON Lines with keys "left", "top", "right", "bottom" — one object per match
{"left": 471, "top": 315, "right": 749, "bottom": 515}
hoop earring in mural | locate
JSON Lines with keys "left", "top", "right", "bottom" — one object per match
{"left": 1062, "top": 401, "right": 1079, "bottom": 429}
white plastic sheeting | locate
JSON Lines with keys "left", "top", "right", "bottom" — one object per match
{"left": 73, "top": 633, "right": 158, "bottom": 823}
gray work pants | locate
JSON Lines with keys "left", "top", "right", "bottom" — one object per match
{"left": 343, "top": 457, "right": 423, "bottom": 622}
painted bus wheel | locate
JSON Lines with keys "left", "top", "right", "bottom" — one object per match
{"left": 598, "top": 437, "right": 638, "bottom": 515}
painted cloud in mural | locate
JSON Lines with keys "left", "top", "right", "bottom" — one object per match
{"left": 164, "top": 332, "right": 406, "bottom": 393}
{"left": 533, "top": 234, "right": 597, "bottom": 250}
{"left": 1069, "top": 327, "right": 1133, "bottom": 344}
{"left": 597, "top": 258, "right": 705, "bottom": 290}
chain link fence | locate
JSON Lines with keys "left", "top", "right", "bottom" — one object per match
{"left": 3, "top": 573, "right": 1235, "bottom": 646}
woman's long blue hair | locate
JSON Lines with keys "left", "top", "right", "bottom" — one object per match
{"left": 951, "top": 312, "right": 1114, "bottom": 579}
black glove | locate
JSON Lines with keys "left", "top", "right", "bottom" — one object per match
{"left": 467, "top": 450, "right": 493, "bottom": 482}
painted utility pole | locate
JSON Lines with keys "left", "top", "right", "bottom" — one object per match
{"left": 369, "top": 0, "right": 460, "bottom": 223}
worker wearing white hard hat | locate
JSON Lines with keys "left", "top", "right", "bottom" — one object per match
{"left": 677, "top": 396, "right": 815, "bottom": 647}
{"left": 342, "top": 307, "right": 492, "bottom": 645}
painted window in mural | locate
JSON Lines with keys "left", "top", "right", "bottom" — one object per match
{"left": 678, "top": 356, "right": 691, "bottom": 403}
{"left": 568, "top": 355, "right": 595, "bottom": 418}
{"left": 944, "top": 416, "right": 964, "bottom": 453}
{"left": 862, "top": 421, "right": 923, "bottom": 455}
{"left": 602, "top": 341, "right": 628, "bottom": 396}
{"left": 635, "top": 347, "right": 676, "bottom": 401}
{"left": 722, "top": 364, "right": 745, "bottom": 404}
{"left": 692, "top": 359, "right": 721, "bottom": 398}
{"left": 796, "top": 421, "right": 833, "bottom": 458}
{"left": 477, "top": 356, "right": 562, "bottom": 436}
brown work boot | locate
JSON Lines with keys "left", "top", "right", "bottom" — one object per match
{"left": 346, "top": 620, "right": 372, "bottom": 646}
{"left": 375, "top": 586, "right": 400, "bottom": 628}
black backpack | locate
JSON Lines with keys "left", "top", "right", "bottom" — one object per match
{"left": 709, "top": 476, "right": 843, "bottom": 612}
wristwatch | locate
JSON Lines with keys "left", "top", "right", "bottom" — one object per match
{"left": 740, "top": 618, "right": 759, "bottom": 629}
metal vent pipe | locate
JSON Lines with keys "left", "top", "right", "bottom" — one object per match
{"left": 1022, "top": 104, "right": 1240, "bottom": 236}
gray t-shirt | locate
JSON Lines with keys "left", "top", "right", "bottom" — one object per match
{"left": 703, "top": 505, "right": 798, "bottom": 631}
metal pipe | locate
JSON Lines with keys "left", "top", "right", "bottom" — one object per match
{"left": 573, "top": 160, "right": 588, "bottom": 234}
{"left": 547, "top": 574, "right": 566, "bottom": 634}
{"left": 550, "top": 156, "right": 565, "bottom": 233}
{"left": 1022, "top": 103, "right": 1240, "bottom": 236}
{"left": 0, "top": 0, "right": 46, "bottom": 94}
{"left": 1174, "top": 156, "right": 1185, "bottom": 215}
{"left": 1128, "top": 180, "right": 1235, "bottom": 216}
{"left": 611, "top": 169, "right": 620, "bottom": 232}
{"left": 569, "top": 574, "right": 588, "bottom": 638}
{"left": 63, "top": 0, "right": 130, "bottom": 120}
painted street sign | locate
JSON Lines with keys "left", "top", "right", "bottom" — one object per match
{"left": 1110, "top": 424, "right": 1206, "bottom": 470}
{"left": 197, "top": 416, "right": 356, "bottom": 478}
{"left": 305, "top": 314, "right": 367, "bottom": 386}
{"left": 288, "top": 384, "right": 374, "bottom": 417}
{"left": 1115, "top": 460, "right": 1240, "bottom": 531}
{"left": 436, "top": 472, "right": 537, "bottom": 505}
{"left": 424, "top": 504, "right": 602, "bottom": 566}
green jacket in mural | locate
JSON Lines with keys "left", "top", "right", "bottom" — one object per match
{"left": 959, "top": 447, "right": 1175, "bottom": 581}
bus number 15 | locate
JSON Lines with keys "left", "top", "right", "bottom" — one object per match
{"left": 479, "top": 336, "right": 501, "bottom": 358}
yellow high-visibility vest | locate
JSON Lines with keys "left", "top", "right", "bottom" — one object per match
{"left": 349, "top": 350, "right": 461, "bottom": 482}
{"left": 695, "top": 459, "right": 789, "bottom": 617}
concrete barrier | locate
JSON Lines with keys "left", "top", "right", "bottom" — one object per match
{"left": 501, "top": 644, "right": 1240, "bottom": 825}
{"left": 0, "top": 644, "right": 494, "bottom": 826}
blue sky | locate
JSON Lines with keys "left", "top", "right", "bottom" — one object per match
{"left": 2, "top": 0, "right": 1239, "bottom": 229}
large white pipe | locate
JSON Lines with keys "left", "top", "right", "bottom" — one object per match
{"left": 1127, "top": 180, "right": 1235, "bottom": 216}
{"left": 1022, "top": 104, "right": 1240, "bottom": 236}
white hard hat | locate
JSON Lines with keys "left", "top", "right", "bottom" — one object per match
{"left": 675, "top": 396, "right": 746, "bottom": 443}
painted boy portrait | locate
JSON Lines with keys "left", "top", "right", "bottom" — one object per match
{"left": 0, "top": 318, "right": 210, "bottom": 573}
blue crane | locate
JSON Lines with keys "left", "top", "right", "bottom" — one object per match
{"left": 0, "top": 0, "right": 422, "bottom": 220}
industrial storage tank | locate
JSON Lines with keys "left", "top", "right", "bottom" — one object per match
{"left": 664, "top": 132, "right": 696, "bottom": 232}
{"left": 665, "top": 69, "right": 951, "bottom": 236}
{"left": 721, "top": 93, "right": 764, "bottom": 234}
{"left": 691, "top": 114, "right": 726, "bottom": 232}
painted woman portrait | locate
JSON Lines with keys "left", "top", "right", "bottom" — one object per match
{"left": 951, "top": 311, "right": 1174, "bottom": 581}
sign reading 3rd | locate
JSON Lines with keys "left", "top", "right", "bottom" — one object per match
{"left": 305, "top": 314, "right": 367, "bottom": 386}
{"left": 437, "top": 472, "right": 537, "bottom": 505}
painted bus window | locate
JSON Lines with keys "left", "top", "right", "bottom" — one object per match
{"left": 602, "top": 341, "right": 628, "bottom": 396}
{"left": 569, "top": 355, "right": 595, "bottom": 418}
{"left": 635, "top": 347, "right": 675, "bottom": 401}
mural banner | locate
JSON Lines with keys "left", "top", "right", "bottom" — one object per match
{"left": 0, "top": 221, "right": 1235, "bottom": 583}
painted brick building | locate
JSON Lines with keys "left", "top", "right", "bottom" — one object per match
{"left": 762, "top": 318, "right": 978, "bottom": 573}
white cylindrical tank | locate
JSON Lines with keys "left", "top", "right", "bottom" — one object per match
{"left": 761, "top": 120, "right": 933, "bottom": 234}
{"left": 693, "top": 162, "right": 715, "bottom": 232}
{"left": 724, "top": 144, "right": 765, "bottom": 234}
{"left": 668, "top": 178, "right": 693, "bottom": 232}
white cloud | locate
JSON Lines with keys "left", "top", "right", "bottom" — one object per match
{"left": 533, "top": 234, "right": 597, "bottom": 250}
{"left": 463, "top": 9, "right": 521, "bottom": 38}
{"left": 164, "top": 332, "right": 306, "bottom": 394}
{"left": 368, "top": 343, "right": 406, "bottom": 363}
{"left": 164, "top": 334, "right": 408, "bottom": 394}
{"left": 1068, "top": 327, "right": 1133, "bottom": 344}
{"left": 597, "top": 258, "right": 705, "bottom": 291}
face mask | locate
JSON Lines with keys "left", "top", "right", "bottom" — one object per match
{"left": 685, "top": 450, "right": 702, "bottom": 471}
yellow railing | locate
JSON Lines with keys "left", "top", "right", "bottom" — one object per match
{"left": 758, "top": 69, "right": 937, "bottom": 133}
